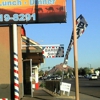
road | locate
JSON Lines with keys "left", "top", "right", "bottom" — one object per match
{"left": 63, "top": 77, "right": 100, "bottom": 98}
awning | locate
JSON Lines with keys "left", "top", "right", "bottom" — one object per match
{"left": 22, "top": 36, "right": 44, "bottom": 64}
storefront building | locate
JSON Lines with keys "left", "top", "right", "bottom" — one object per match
{"left": 0, "top": 25, "right": 44, "bottom": 99}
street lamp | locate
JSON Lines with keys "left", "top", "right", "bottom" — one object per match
{"left": 87, "top": 63, "right": 91, "bottom": 68}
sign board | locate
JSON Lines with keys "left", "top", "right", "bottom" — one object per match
{"left": 42, "top": 45, "right": 64, "bottom": 58}
{"left": 0, "top": 0, "right": 66, "bottom": 24}
{"left": 64, "top": 15, "right": 88, "bottom": 65}
{"left": 60, "top": 82, "right": 71, "bottom": 92}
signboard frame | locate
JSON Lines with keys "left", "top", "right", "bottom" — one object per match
{"left": 0, "top": 0, "right": 66, "bottom": 24}
{"left": 42, "top": 45, "right": 64, "bottom": 58}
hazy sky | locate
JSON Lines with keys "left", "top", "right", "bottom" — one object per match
{"left": 24, "top": 0, "right": 100, "bottom": 70}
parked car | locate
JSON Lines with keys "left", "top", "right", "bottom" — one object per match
{"left": 56, "top": 76, "right": 61, "bottom": 80}
{"left": 84, "top": 74, "right": 90, "bottom": 79}
{"left": 42, "top": 76, "right": 47, "bottom": 80}
{"left": 78, "top": 75, "right": 84, "bottom": 78}
{"left": 89, "top": 74, "right": 98, "bottom": 80}
{"left": 46, "top": 75, "right": 61, "bottom": 80}
{"left": 46, "top": 76, "right": 53, "bottom": 80}
{"left": 39, "top": 76, "right": 43, "bottom": 80}
{"left": 46, "top": 76, "right": 55, "bottom": 80}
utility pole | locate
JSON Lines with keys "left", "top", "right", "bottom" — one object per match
{"left": 72, "top": 0, "right": 80, "bottom": 100}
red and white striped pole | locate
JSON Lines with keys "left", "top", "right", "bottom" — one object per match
{"left": 13, "top": 24, "right": 19, "bottom": 100}
{"left": 0, "top": 98, "right": 8, "bottom": 100}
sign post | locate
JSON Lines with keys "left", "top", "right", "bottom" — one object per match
{"left": 72, "top": 0, "right": 79, "bottom": 100}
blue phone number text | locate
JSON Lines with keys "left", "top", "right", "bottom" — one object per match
{"left": 0, "top": 13, "right": 36, "bottom": 22}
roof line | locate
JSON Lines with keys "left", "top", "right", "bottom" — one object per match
{"left": 22, "top": 36, "right": 42, "bottom": 49}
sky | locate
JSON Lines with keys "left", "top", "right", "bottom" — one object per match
{"left": 23, "top": 0, "right": 100, "bottom": 70}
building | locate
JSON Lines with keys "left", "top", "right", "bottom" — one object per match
{"left": 0, "top": 25, "right": 44, "bottom": 99}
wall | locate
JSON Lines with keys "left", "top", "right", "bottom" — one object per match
{"left": 0, "top": 25, "right": 23, "bottom": 99}
{"left": 0, "top": 26, "right": 11, "bottom": 99}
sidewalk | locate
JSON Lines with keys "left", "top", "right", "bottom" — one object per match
{"left": 21, "top": 88, "right": 100, "bottom": 100}
{"left": 21, "top": 88, "right": 75, "bottom": 100}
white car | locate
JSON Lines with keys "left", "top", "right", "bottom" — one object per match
{"left": 89, "top": 74, "right": 98, "bottom": 80}
{"left": 56, "top": 76, "right": 61, "bottom": 80}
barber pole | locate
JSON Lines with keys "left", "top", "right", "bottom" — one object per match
{"left": 14, "top": 53, "right": 19, "bottom": 100}
{"left": 0, "top": 98, "right": 8, "bottom": 100}
{"left": 13, "top": 24, "right": 19, "bottom": 100}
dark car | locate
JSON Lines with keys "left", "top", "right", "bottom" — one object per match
{"left": 46, "top": 75, "right": 56, "bottom": 80}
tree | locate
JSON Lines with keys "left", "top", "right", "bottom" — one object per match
{"left": 45, "top": 70, "right": 49, "bottom": 75}
{"left": 39, "top": 70, "right": 44, "bottom": 76}
{"left": 95, "top": 67, "right": 100, "bottom": 71}
{"left": 55, "top": 70, "right": 62, "bottom": 76}
{"left": 84, "top": 67, "right": 91, "bottom": 75}
{"left": 78, "top": 67, "right": 92, "bottom": 76}
{"left": 78, "top": 68, "right": 86, "bottom": 75}
{"left": 66, "top": 68, "right": 74, "bottom": 78}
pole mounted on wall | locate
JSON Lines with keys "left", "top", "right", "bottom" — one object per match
{"left": 13, "top": 24, "right": 19, "bottom": 100}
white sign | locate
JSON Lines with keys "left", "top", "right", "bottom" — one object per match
{"left": 42, "top": 45, "right": 64, "bottom": 58}
{"left": 60, "top": 82, "right": 71, "bottom": 92}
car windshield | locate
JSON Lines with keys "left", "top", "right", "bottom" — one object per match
{"left": 92, "top": 74, "right": 96, "bottom": 76}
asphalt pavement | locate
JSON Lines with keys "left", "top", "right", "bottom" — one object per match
{"left": 63, "top": 78, "right": 100, "bottom": 98}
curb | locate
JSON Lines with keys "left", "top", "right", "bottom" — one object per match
{"left": 42, "top": 88, "right": 75, "bottom": 99}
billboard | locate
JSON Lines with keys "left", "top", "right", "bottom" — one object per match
{"left": 0, "top": 0, "right": 66, "bottom": 24}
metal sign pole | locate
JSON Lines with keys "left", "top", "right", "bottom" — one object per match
{"left": 13, "top": 24, "right": 19, "bottom": 100}
{"left": 72, "top": 0, "right": 79, "bottom": 100}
